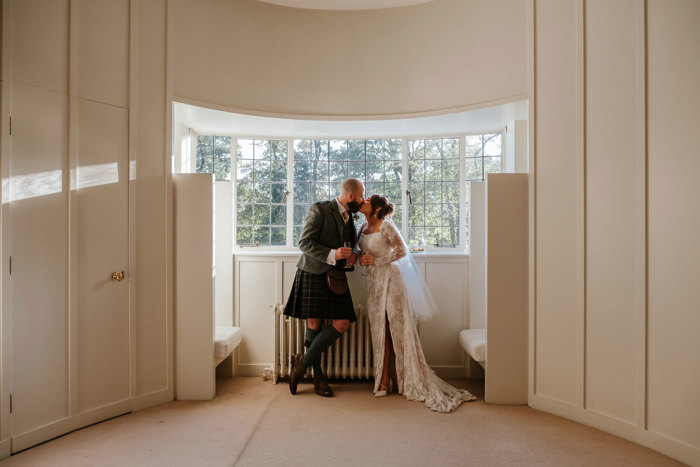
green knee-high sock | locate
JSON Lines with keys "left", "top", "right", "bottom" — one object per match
{"left": 304, "top": 327, "right": 324, "bottom": 379}
{"left": 302, "top": 326, "right": 342, "bottom": 370}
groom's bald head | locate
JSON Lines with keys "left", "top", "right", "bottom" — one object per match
{"left": 340, "top": 178, "right": 363, "bottom": 197}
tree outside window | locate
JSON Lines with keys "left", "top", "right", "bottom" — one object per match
{"left": 236, "top": 139, "right": 288, "bottom": 246}
{"left": 407, "top": 137, "right": 460, "bottom": 247}
{"left": 196, "top": 135, "right": 231, "bottom": 181}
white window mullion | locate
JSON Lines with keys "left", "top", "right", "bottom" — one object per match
{"left": 232, "top": 137, "right": 239, "bottom": 251}
{"left": 459, "top": 135, "right": 467, "bottom": 252}
{"left": 190, "top": 131, "right": 197, "bottom": 173}
{"left": 501, "top": 127, "right": 507, "bottom": 172}
{"left": 286, "top": 138, "right": 294, "bottom": 247}
{"left": 401, "top": 137, "right": 409, "bottom": 243}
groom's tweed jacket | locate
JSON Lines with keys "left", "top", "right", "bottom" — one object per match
{"left": 284, "top": 199, "right": 357, "bottom": 322}
{"left": 296, "top": 199, "right": 357, "bottom": 275}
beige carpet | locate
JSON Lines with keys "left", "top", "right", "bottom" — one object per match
{"left": 0, "top": 377, "right": 682, "bottom": 466}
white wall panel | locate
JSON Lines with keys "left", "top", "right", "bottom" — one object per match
{"left": 11, "top": 0, "right": 69, "bottom": 93}
{"left": 237, "top": 255, "right": 466, "bottom": 374}
{"left": 78, "top": 0, "right": 129, "bottom": 108}
{"left": 214, "top": 181, "right": 233, "bottom": 326}
{"left": 10, "top": 82, "right": 68, "bottom": 435}
{"left": 584, "top": 0, "right": 642, "bottom": 425}
{"left": 282, "top": 260, "right": 298, "bottom": 303}
{"left": 468, "top": 182, "right": 485, "bottom": 329}
{"left": 647, "top": 0, "right": 700, "bottom": 449}
{"left": 534, "top": 0, "right": 580, "bottom": 404}
{"left": 486, "top": 174, "right": 528, "bottom": 404}
{"left": 133, "top": 0, "right": 169, "bottom": 396}
{"left": 419, "top": 262, "right": 465, "bottom": 367}
{"left": 237, "top": 261, "right": 277, "bottom": 365}
{"left": 532, "top": 0, "right": 700, "bottom": 462}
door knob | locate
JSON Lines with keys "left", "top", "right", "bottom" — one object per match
{"left": 111, "top": 271, "right": 125, "bottom": 282}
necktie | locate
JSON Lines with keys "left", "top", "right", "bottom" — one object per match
{"left": 342, "top": 211, "right": 349, "bottom": 223}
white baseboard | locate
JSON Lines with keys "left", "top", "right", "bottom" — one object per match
{"left": 236, "top": 363, "right": 274, "bottom": 378}
{"left": 131, "top": 388, "right": 172, "bottom": 412}
{"left": 238, "top": 363, "right": 468, "bottom": 381}
{"left": 11, "top": 400, "right": 131, "bottom": 454}
{"left": 0, "top": 438, "right": 11, "bottom": 460}
{"left": 530, "top": 394, "right": 700, "bottom": 466}
{"left": 6, "top": 391, "right": 173, "bottom": 456}
{"left": 432, "top": 365, "right": 468, "bottom": 379}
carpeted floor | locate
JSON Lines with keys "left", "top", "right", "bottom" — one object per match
{"left": 0, "top": 377, "right": 682, "bottom": 466}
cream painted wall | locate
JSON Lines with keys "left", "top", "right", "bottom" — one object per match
{"left": 0, "top": 0, "right": 171, "bottom": 452}
{"left": 132, "top": 0, "right": 171, "bottom": 402}
{"left": 170, "top": 0, "right": 528, "bottom": 117}
{"left": 530, "top": 0, "right": 700, "bottom": 464}
{"left": 646, "top": 0, "right": 700, "bottom": 452}
{"left": 533, "top": 0, "right": 581, "bottom": 405}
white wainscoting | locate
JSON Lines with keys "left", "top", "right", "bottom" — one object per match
{"left": 233, "top": 252, "right": 469, "bottom": 379}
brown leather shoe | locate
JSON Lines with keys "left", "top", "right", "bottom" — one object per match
{"left": 314, "top": 376, "right": 333, "bottom": 397}
{"left": 289, "top": 354, "right": 304, "bottom": 395}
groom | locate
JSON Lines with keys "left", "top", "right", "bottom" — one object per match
{"left": 284, "top": 178, "right": 364, "bottom": 397}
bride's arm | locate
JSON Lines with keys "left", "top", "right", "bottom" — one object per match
{"left": 373, "top": 221, "right": 407, "bottom": 266}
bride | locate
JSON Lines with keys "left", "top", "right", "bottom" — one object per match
{"left": 357, "top": 194, "right": 476, "bottom": 413}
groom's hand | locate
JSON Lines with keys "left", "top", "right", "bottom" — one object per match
{"left": 335, "top": 247, "right": 353, "bottom": 261}
{"left": 347, "top": 252, "right": 358, "bottom": 267}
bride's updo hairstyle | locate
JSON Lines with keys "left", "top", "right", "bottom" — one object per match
{"left": 369, "top": 194, "right": 394, "bottom": 220}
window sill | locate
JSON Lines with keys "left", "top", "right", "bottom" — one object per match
{"left": 233, "top": 250, "right": 301, "bottom": 257}
{"left": 233, "top": 249, "right": 469, "bottom": 259}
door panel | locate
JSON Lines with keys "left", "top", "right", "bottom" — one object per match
{"left": 10, "top": 82, "right": 69, "bottom": 436}
{"left": 75, "top": 99, "right": 130, "bottom": 413}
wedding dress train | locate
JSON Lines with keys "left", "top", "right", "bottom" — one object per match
{"left": 358, "top": 220, "right": 476, "bottom": 413}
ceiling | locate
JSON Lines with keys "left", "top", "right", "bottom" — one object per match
{"left": 255, "top": 0, "right": 434, "bottom": 10}
{"left": 173, "top": 100, "right": 528, "bottom": 138}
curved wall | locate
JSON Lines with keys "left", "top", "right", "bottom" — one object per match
{"left": 531, "top": 0, "right": 700, "bottom": 465}
{"left": 171, "top": 0, "right": 528, "bottom": 117}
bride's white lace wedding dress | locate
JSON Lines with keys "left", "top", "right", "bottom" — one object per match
{"left": 358, "top": 220, "right": 476, "bottom": 413}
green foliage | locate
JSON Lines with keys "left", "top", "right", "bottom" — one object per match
{"left": 196, "top": 136, "right": 231, "bottom": 181}
{"left": 196, "top": 134, "right": 502, "bottom": 249}
{"left": 291, "top": 138, "right": 403, "bottom": 246}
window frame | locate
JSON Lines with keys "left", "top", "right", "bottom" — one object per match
{"left": 192, "top": 129, "right": 506, "bottom": 254}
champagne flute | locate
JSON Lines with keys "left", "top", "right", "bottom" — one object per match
{"left": 359, "top": 249, "right": 367, "bottom": 277}
{"left": 343, "top": 242, "right": 352, "bottom": 269}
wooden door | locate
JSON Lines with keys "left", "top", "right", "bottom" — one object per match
{"left": 9, "top": 82, "right": 70, "bottom": 450}
{"left": 73, "top": 99, "right": 130, "bottom": 415}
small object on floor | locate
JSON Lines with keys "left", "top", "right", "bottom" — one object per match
{"left": 288, "top": 354, "right": 304, "bottom": 395}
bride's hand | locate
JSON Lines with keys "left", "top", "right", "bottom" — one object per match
{"left": 359, "top": 253, "right": 375, "bottom": 266}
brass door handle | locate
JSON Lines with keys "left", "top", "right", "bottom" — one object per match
{"left": 111, "top": 271, "right": 125, "bottom": 282}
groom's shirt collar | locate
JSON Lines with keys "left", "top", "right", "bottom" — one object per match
{"left": 335, "top": 197, "right": 348, "bottom": 215}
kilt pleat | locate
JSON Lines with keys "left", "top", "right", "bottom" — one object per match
{"left": 284, "top": 269, "right": 356, "bottom": 322}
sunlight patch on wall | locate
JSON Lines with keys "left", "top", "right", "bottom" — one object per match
{"left": 75, "top": 162, "right": 119, "bottom": 190}
{"left": 11, "top": 170, "right": 63, "bottom": 202}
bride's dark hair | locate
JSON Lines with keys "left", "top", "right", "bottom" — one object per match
{"left": 369, "top": 194, "right": 394, "bottom": 220}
